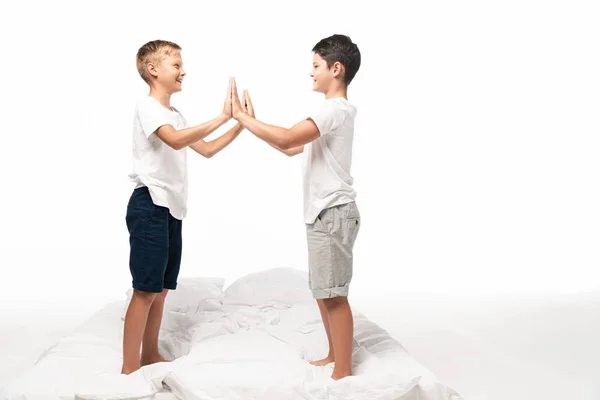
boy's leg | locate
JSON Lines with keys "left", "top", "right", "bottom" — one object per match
{"left": 122, "top": 290, "right": 158, "bottom": 374}
{"left": 310, "top": 299, "right": 335, "bottom": 365}
{"left": 323, "top": 296, "right": 354, "bottom": 380}
{"left": 306, "top": 203, "right": 360, "bottom": 378}
{"left": 141, "top": 213, "right": 182, "bottom": 365}
{"left": 123, "top": 187, "right": 172, "bottom": 374}
{"left": 141, "top": 289, "right": 168, "bottom": 365}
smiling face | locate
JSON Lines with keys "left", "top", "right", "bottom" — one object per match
{"left": 310, "top": 52, "right": 334, "bottom": 93}
{"left": 136, "top": 40, "right": 183, "bottom": 92}
{"left": 310, "top": 52, "right": 345, "bottom": 95}
{"left": 152, "top": 52, "right": 186, "bottom": 94}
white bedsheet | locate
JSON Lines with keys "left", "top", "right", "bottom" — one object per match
{"left": 3, "top": 287, "right": 600, "bottom": 399}
{"left": 71, "top": 303, "right": 458, "bottom": 400}
{"left": 0, "top": 305, "right": 89, "bottom": 390}
{"left": 0, "top": 301, "right": 177, "bottom": 400}
{"left": 157, "top": 303, "right": 456, "bottom": 400}
{"left": 6, "top": 268, "right": 598, "bottom": 399}
{"left": 1, "top": 268, "right": 461, "bottom": 400}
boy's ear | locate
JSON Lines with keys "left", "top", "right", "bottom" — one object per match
{"left": 332, "top": 61, "right": 344, "bottom": 79}
{"left": 147, "top": 62, "right": 158, "bottom": 78}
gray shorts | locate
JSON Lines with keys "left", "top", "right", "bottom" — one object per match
{"left": 306, "top": 202, "right": 361, "bottom": 299}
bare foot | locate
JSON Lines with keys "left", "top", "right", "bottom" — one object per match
{"left": 331, "top": 370, "right": 351, "bottom": 380}
{"left": 121, "top": 364, "right": 140, "bottom": 375}
{"left": 309, "top": 355, "right": 335, "bottom": 366}
{"left": 141, "top": 355, "right": 169, "bottom": 366}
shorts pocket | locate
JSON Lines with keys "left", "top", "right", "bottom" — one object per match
{"left": 315, "top": 208, "right": 334, "bottom": 235}
{"left": 341, "top": 203, "right": 360, "bottom": 246}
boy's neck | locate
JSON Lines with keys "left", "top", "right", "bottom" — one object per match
{"left": 324, "top": 83, "right": 348, "bottom": 100}
{"left": 149, "top": 87, "right": 173, "bottom": 110}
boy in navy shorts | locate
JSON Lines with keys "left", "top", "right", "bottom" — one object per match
{"left": 123, "top": 40, "right": 242, "bottom": 374}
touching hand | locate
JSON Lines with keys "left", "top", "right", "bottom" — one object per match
{"left": 221, "top": 77, "right": 233, "bottom": 119}
{"left": 231, "top": 78, "right": 244, "bottom": 119}
{"left": 243, "top": 90, "right": 255, "bottom": 118}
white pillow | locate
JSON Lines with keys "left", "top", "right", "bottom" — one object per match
{"left": 122, "top": 277, "right": 225, "bottom": 319}
{"left": 224, "top": 267, "right": 314, "bottom": 307}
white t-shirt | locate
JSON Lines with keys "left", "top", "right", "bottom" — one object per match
{"left": 303, "top": 97, "right": 358, "bottom": 224}
{"left": 128, "top": 96, "right": 189, "bottom": 220}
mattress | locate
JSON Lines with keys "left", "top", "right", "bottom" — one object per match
{"left": 1, "top": 268, "right": 462, "bottom": 400}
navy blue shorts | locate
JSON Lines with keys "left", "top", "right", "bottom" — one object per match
{"left": 126, "top": 187, "right": 182, "bottom": 293}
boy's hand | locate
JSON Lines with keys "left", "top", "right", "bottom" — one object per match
{"left": 221, "top": 78, "right": 233, "bottom": 119}
{"left": 243, "top": 90, "right": 255, "bottom": 118}
{"left": 231, "top": 78, "right": 244, "bottom": 119}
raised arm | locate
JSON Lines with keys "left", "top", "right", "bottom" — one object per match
{"left": 265, "top": 142, "right": 304, "bottom": 157}
{"left": 189, "top": 123, "right": 243, "bottom": 158}
{"left": 231, "top": 80, "right": 319, "bottom": 151}
{"left": 241, "top": 90, "right": 303, "bottom": 157}
{"left": 155, "top": 78, "right": 235, "bottom": 150}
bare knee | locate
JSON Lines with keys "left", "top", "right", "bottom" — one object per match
{"left": 155, "top": 288, "right": 169, "bottom": 302}
{"left": 132, "top": 289, "right": 158, "bottom": 305}
{"left": 322, "top": 296, "right": 349, "bottom": 310}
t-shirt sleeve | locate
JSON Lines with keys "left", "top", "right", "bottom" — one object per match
{"left": 309, "top": 101, "right": 346, "bottom": 136}
{"left": 172, "top": 107, "right": 190, "bottom": 129}
{"left": 137, "top": 98, "right": 173, "bottom": 138}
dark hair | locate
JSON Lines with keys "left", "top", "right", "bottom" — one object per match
{"left": 312, "top": 34, "right": 361, "bottom": 85}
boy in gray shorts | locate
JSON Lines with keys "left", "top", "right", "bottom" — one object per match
{"left": 231, "top": 34, "right": 361, "bottom": 380}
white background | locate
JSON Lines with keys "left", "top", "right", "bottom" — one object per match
{"left": 0, "top": 0, "right": 597, "bottom": 306}
{"left": 0, "top": 1, "right": 599, "bottom": 398}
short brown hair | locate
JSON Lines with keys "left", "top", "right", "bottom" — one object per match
{"left": 136, "top": 40, "right": 182, "bottom": 84}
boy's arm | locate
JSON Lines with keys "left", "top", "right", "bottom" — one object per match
{"left": 235, "top": 114, "right": 319, "bottom": 150}
{"left": 189, "top": 123, "right": 244, "bottom": 158}
{"left": 155, "top": 116, "right": 229, "bottom": 151}
{"left": 232, "top": 82, "right": 318, "bottom": 150}
{"left": 155, "top": 78, "right": 234, "bottom": 151}
{"left": 266, "top": 142, "right": 304, "bottom": 157}
{"left": 241, "top": 92, "right": 303, "bottom": 157}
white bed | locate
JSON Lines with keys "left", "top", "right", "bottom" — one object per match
{"left": 0, "top": 268, "right": 462, "bottom": 400}
{"left": 2, "top": 268, "right": 599, "bottom": 400}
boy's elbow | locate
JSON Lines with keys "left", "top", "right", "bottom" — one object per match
{"left": 277, "top": 139, "right": 292, "bottom": 150}
{"left": 165, "top": 138, "right": 184, "bottom": 151}
{"left": 194, "top": 145, "right": 214, "bottom": 158}
{"left": 204, "top": 144, "right": 216, "bottom": 158}
{"left": 156, "top": 129, "right": 184, "bottom": 151}
{"left": 173, "top": 138, "right": 191, "bottom": 151}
